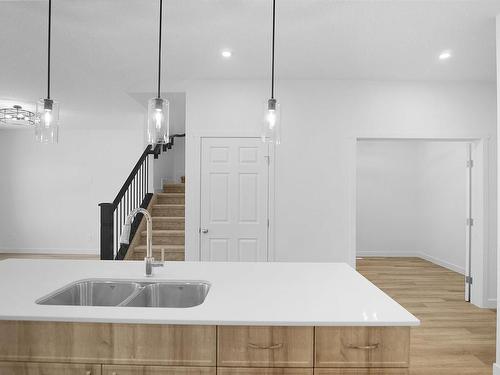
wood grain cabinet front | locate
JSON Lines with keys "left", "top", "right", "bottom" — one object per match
{"left": 0, "top": 321, "right": 216, "bottom": 367}
{"left": 217, "top": 326, "right": 314, "bottom": 368}
{"left": 315, "top": 327, "right": 410, "bottom": 368}
{"left": 0, "top": 361, "right": 101, "bottom": 375}
{"left": 102, "top": 365, "right": 216, "bottom": 375}
{"left": 314, "top": 369, "right": 409, "bottom": 375}
{"left": 218, "top": 368, "right": 313, "bottom": 375}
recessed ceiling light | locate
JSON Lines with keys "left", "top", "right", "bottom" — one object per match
{"left": 221, "top": 49, "right": 232, "bottom": 58}
{"left": 439, "top": 50, "right": 452, "bottom": 60}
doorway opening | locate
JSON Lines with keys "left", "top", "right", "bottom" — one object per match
{"left": 354, "top": 138, "right": 487, "bottom": 306}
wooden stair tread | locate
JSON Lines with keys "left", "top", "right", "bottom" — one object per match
{"left": 133, "top": 245, "right": 184, "bottom": 252}
{"left": 140, "top": 230, "right": 184, "bottom": 236}
{"left": 153, "top": 204, "right": 184, "bottom": 207}
{"left": 157, "top": 193, "right": 185, "bottom": 196}
{"left": 152, "top": 216, "right": 184, "bottom": 221}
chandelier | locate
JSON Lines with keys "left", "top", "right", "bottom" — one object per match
{"left": 0, "top": 105, "right": 35, "bottom": 126}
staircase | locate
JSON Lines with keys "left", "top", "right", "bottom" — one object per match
{"left": 125, "top": 181, "right": 185, "bottom": 261}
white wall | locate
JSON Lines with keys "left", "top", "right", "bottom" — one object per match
{"left": 357, "top": 140, "right": 467, "bottom": 274}
{"left": 495, "top": 14, "right": 500, "bottom": 374}
{"left": 181, "top": 79, "right": 497, "bottom": 304}
{"left": 356, "top": 141, "right": 423, "bottom": 256}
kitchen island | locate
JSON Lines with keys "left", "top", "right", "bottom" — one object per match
{"left": 0, "top": 259, "right": 419, "bottom": 375}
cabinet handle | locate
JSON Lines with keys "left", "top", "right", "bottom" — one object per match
{"left": 248, "top": 343, "right": 283, "bottom": 350}
{"left": 347, "top": 343, "right": 379, "bottom": 350}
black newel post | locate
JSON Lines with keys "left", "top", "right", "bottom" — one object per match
{"left": 99, "top": 203, "right": 115, "bottom": 260}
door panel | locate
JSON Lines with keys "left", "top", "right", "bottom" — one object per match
{"left": 201, "top": 138, "right": 269, "bottom": 262}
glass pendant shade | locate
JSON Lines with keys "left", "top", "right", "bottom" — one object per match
{"left": 147, "top": 97, "right": 170, "bottom": 144}
{"left": 261, "top": 98, "right": 281, "bottom": 145}
{"left": 35, "top": 98, "right": 59, "bottom": 144}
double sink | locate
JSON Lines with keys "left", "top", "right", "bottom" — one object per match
{"left": 36, "top": 279, "right": 210, "bottom": 308}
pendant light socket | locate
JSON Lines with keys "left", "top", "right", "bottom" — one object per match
{"left": 268, "top": 98, "right": 277, "bottom": 111}
{"left": 43, "top": 98, "right": 53, "bottom": 111}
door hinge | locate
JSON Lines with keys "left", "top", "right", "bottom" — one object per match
{"left": 466, "top": 218, "right": 474, "bottom": 226}
{"left": 264, "top": 155, "right": 270, "bottom": 165}
{"left": 466, "top": 275, "right": 473, "bottom": 285}
{"left": 466, "top": 160, "right": 474, "bottom": 168}
{"left": 267, "top": 219, "right": 270, "bottom": 228}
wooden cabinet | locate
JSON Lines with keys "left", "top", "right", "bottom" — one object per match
{"left": 0, "top": 322, "right": 411, "bottom": 373}
{"left": 218, "top": 369, "right": 313, "bottom": 375}
{"left": 102, "top": 365, "right": 215, "bottom": 375}
{"left": 315, "top": 327, "right": 410, "bottom": 368}
{"left": 0, "top": 361, "right": 101, "bottom": 375}
{"left": 0, "top": 321, "right": 216, "bottom": 366}
{"left": 314, "top": 370, "right": 408, "bottom": 374}
{"left": 217, "top": 326, "right": 314, "bottom": 368}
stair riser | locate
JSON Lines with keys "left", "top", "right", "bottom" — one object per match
{"left": 157, "top": 196, "right": 185, "bottom": 204}
{"left": 152, "top": 221, "right": 185, "bottom": 230}
{"left": 152, "top": 207, "right": 185, "bottom": 217}
{"left": 163, "top": 185, "right": 185, "bottom": 193}
{"left": 131, "top": 252, "right": 184, "bottom": 261}
{"left": 140, "top": 236, "right": 185, "bottom": 245}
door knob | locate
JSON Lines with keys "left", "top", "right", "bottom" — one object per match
{"left": 201, "top": 228, "right": 208, "bottom": 233}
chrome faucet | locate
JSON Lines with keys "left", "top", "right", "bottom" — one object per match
{"left": 120, "top": 208, "right": 164, "bottom": 276}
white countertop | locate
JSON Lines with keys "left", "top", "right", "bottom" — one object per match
{"left": 0, "top": 259, "right": 419, "bottom": 326}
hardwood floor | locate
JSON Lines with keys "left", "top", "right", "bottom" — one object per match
{"left": 0, "top": 253, "right": 98, "bottom": 261}
{"left": 357, "top": 257, "right": 496, "bottom": 375}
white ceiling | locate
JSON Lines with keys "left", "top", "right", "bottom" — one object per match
{"left": 0, "top": 0, "right": 499, "bottom": 101}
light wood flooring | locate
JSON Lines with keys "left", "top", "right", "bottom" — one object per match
{"left": 357, "top": 257, "right": 497, "bottom": 375}
{"left": 0, "top": 253, "right": 98, "bottom": 261}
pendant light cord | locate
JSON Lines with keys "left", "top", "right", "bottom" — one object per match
{"left": 157, "top": 0, "right": 163, "bottom": 99}
{"left": 271, "top": 0, "right": 276, "bottom": 99}
{"left": 47, "top": 0, "right": 52, "bottom": 100}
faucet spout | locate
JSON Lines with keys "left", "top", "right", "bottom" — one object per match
{"left": 121, "top": 208, "right": 162, "bottom": 276}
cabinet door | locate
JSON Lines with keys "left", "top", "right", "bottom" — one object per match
{"left": 315, "top": 327, "right": 410, "bottom": 368}
{"left": 218, "top": 369, "right": 313, "bottom": 375}
{"left": 218, "top": 326, "right": 314, "bottom": 368}
{"left": 0, "top": 321, "right": 216, "bottom": 367}
{"left": 314, "top": 369, "right": 408, "bottom": 374}
{"left": 0, "top": 361, "right": 101, "bottom": 375}
{"left": 102, "top": 365, "right": 215, "bottom": 375}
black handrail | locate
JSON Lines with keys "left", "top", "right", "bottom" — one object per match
{"left": 99, "top": 133, "right": 185, "bottom": 260}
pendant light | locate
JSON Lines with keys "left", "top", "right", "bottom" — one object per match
{"left": 147, "top": 0, "right": 169, "bottom": 145}
{"left": 261, "top": 0, "right": 280, "bottom": 145}
{"left": 35, "top": 0, "right": 59, "bottom": 144}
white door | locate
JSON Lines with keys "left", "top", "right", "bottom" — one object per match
{"left": 200, "top": 137, "right": 269, "bottom": 261}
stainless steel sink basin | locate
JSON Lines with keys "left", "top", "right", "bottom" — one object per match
{"left": 36, "top": 279, "right": 210, "bottom": 308}
{"left": 36, "top": 280, "right": 142, "bottom": 306}
{"left": 122, "top": 282, "right": 210, "bottom": 308}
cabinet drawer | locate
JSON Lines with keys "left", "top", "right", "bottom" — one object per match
{"left": 218, "top": 326, "right": 313, "bottom": 367}
{"left": 0, "top": 361, "right": 101, "bottom": 375}
{"left": 315, "top": 327, "right": 410, "bottom": 368}
{"left": 314, "top": 369, "right": 408, "bottom": 375}
{"left": 0, "top": 321, "right": 216, "bottom": 366}
{"left": 102, "top": 365, "right": 215, "bottom": 375}
{"left": 218, "top": 369, "right": 313, "bottom": 375}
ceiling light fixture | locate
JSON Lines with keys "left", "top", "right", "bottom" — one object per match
{"left": 35, "top": 0, "right": 59, "bottom": 144}
{"left": 0, "top": 105, "right": 35, "bottom": 126}
{"left": 221, "top": 49, "right": 232, "bottom": 58}
{"left": 439, "top": 50, "right": 452, "bottom": 60}
{"left": 261, "top": 0, "right": 280, "bottom": 145}
{"left": 147, "top": 0, "right": 169, "bottom": 145}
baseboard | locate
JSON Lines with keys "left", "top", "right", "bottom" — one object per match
{"left": 357, "top": 251, "right": 465, "bottom": 275}
{"left": 485, "top": 298, "right": 497, "bottom": 309}
{"left": 418, "top": 252, "right": 465, "bottom": 275}
{"left": 493, "top": 363, "right": 500, "bottom": 375}
{"left": 0, "top": 248, "right": 98, "bottom": 255}
{"left": 357, "top": 251, "right": 418, "bottom": 258}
